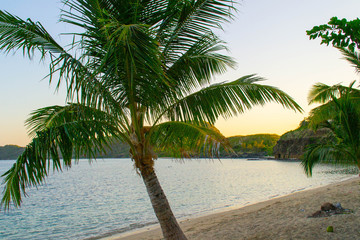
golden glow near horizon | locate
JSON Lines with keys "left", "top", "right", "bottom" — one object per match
{"left": 1, "top": 0, "right": 360, "bottom": 147}
{"left": 215, "top": 105, "right": 304, "bottom": 138}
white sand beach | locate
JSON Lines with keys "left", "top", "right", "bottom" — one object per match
{"left": 107, "top": 177, "right": 360, "bottom": 240}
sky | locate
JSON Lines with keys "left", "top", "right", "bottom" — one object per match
{"left": 0, "top": 0, "right": 360, "bottom": 146}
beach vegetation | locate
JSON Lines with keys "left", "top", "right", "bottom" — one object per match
{"left": 303, "top": 17, "right": 360, "bottom": 176}
{"left": 227, "top": 134, "right": 279, "bottom": 156}
{"left": 0, "top": 134, "right": 280, "bottom": 160}
{"left": 0, "top": 1, "right": 302, "bottom": 239}
{"left": 302, "top": 82, "right": 360, "bottom": 176}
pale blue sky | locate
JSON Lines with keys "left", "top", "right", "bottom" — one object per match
{"left": 1, "top": 0, "right": 360, "bottom": 146}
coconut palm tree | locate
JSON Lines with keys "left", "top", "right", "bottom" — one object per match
{"left": 0, "top": 1, "right": 302, "bottom": 239}
{"left": 302, "top": 81, "right": 360, "bottom": 176}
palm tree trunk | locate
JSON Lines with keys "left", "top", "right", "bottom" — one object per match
{"left": 141, "top": 167, "right": 188, "bottom": 240}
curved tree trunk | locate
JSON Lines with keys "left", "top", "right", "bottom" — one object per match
{"left": 141, "top": 167, "right": 188, "bottom": 240}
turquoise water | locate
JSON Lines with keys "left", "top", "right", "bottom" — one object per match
{"left": 0, "top": 158, "right": 356, "bottom": 239}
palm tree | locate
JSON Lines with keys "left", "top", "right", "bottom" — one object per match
{"left": 0, "top": 1, "right": 302, "bottom": 239}
{"left": 302, "top": 81, "right": 360, "bottom": 176}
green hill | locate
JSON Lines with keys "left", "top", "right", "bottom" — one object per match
{"left": 0, "top": 145, "right": 25, "bottom": 160}
{"left": 0, "top": 134, "right": 279, "bottom": 160}
{"left": 224, "top": 134, "right": 280, "bottom": 158}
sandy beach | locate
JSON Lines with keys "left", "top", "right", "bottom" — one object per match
{"left": 106, "top": 177, "right": 360, "bottom": 240}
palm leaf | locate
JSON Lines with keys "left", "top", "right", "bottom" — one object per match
{"left": 307, "top": 102, "right": 339, "bottom": 128}
{"left": 302, "top": 143, "right": 355, "bottom": 176}
{"left": 149, "top": 121, "right": 231, "bottom": 158}
{"left": 338, "top": 47, "right": 360, "bottom": 73}
{"left": 166, "top": 33, "right": 236, "bottom": 94}
{"left": 0, "top": 9, "right": 111, "bottom": 107}
{"left": 304, "top": 83, "right": 360, "bottom": 176}
{"left": 307, "top": 81, "right": 360, "bottom": 127}
{"left": 0, "top": 10, "right": 64, "bottom": 58}
{"left": 308, "top": 82, "right": 349, "bottom": 105}
{"left": 159, "top": 0, "right": 236, "bottom": 59}
{"left": 1, "top": 103, "right": 131, "bottom": 209}
{"left": 61, "top": 1, "right": 172, "bottom": 110}
{"left": 332, "top": 95, "right": 360, "bottom": 149}
{"left": 307, "top": 80, "right": 360, "bottom": 105}
{"left": 160, "top": 75, "right": 303, "bottom": 125}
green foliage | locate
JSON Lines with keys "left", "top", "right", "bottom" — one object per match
{"left": 150, "top": 121, "right": 231, "bottom": 158}
{"left": 227, "top": 134, "right": 280, "bottom": 156}
{"left": 302, "top": 82, "right": 360, "bottom": 176}
{"left": 307, "top": 17, "right": 360, "bottom": 51}
{"left": 0, "top": 134, "right": 280, "bottom": 160}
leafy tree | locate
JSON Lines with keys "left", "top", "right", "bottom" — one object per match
{"left": 307, "top": 17, "right": 360, "bottom": 51}
{"left": 0, "top": 1, "right": 302, "bottom": 239}
{"left": 302, "top": 82, "right": 360, "bottom": 176}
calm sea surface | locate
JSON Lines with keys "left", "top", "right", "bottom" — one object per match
{"left": 0, "top": 158, "right": 356, "bottom": 239}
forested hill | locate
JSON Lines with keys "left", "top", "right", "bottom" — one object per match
{"left": 0, "top": 145, "right": 25, "bottom": 160}
{"left": 224, "top": 134, "right": 280, "bottom": 158}
{"left": 0, "top": 134, "right": 280, "bottom": 160}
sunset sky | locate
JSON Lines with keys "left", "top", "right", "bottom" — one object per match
{"left": 1, "top": 0, "right": 360, "bottom": 146}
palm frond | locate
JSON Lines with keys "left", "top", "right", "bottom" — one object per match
{"left": 308, "top": 82, "right": 352, "bottom": 105}
{"left": 148, "top": 121, "right": 231, "bottom": 158}
{"left": 305, "top": 83, "right": 360, "bottom": 176}
{"left": 0, "top": 9, "right": 78, "bottom": 93}
{"left": 307, "top": 102, "right": 338, "bottom": 128}
{"left": 62, "top": 1, "right": 171, "bottom": 110}
{"left": 338, "top": 47, "right": 360, "bottom": 73}
{"left": 0, "top": 9, "right": 115, "bottom": 109}
{"left": 302, "top": 143, "right": 356, "bottom": 176}
{"left": 166, "top": 33, "right": 236, "bottom": 94}
{"left": 332, "top": 95, "right": 360, "bottom": 148}
{"left": 0, "top": 10, "right": 64, "bottom": 58}
{"left": 99, "top": 22, "right": 168, "bottom": 107}
{"left": 1, "top": 103, "right": 131, "bottom": 210}
{"left": 161, "top": 75, "right": 303, "bottom": 125}
{"left": 159, "top": 0, "right": 236, "bottom": 59}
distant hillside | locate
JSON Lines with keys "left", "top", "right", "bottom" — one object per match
{"left": 223, "top": 134, "right": 280, "bottom": 158}
{"left": 0, "top": 134, "right": 279, "bottom": 160}
{"left": 100, "top": 140, "right": 130, "bottom": 158}
{"left": 0, "top": 141, "right": 131, "bottom": 160}
{"left": 97, "top": 134, "right": 281, "bottom": 158}
{"left": 0, "top": 145, "right": 25, "bottom": 160}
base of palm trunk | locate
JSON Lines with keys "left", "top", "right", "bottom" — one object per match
{"left": 142, "top": 169, "right": 188, "bottom": 240}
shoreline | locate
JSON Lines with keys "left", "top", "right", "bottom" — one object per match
{"left": 104, "top": 176, "right": 360, "bottom": 240}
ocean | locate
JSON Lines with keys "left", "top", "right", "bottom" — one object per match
{"left": 0, "top": 158, "right": 356, "bottom": 239}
